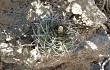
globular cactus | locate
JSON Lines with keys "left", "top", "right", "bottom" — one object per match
{"left": 35, "top": 18, "right": 75, "bottom": 54}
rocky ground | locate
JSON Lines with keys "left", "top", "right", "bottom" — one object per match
{"left": 0, "top": 0, "right": 110, "bottom": 70}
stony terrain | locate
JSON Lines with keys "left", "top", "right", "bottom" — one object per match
{"left": 0, "top": 0, "right": 110, "bottom": 70}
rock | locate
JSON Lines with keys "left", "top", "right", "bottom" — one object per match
{"left": 72, "top": 3, "right": 82, "bottom": 15}
{"left": 86, "top": 34, "right": 110, "bottom": 54}
{"left": 0, "top": 62, "right": 3, "bottom": 70}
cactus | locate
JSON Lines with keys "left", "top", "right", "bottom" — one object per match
{"left": 34, "top": 18, "right": 74, "bottom": 54}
